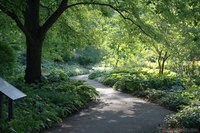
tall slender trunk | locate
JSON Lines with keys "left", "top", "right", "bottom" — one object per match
{"left": 160, "top": 59, "right": 166, "bottom": 75}
{"left": 158, "top": 52, "right": 163, "bottom": 75}
{"left": 158, "top": 51, "right": 169, "bottom": 75}
{"left": 115, "top": 44, "right": 120, "bottom": 67}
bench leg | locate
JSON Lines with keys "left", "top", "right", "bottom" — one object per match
{"left": 8, "top": 98, "right": 14, "bottom": 121}
{"left": 0, "top": 92, "right": 3, "bottom": 119}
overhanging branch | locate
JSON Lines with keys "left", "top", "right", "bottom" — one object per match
{"left": 40, "top": 1, "right": 154, "bottom": 39}
{"left": 67, "top": 2, "right": 153, "bottom": 38}
{"left": 40, "top": 3, "right": 54, "bottom": 20}
{"left": 0, "top": 4, "right": 32, "bottom": 41}
{"left": 40, "top": 0, "right": 68, "bottom": 35}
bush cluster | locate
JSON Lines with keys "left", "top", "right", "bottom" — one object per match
{"left": 42, "top": 61, "right": 89, "bottom": 76}
{"left": 0, "top": 72, "right": 99, "bottom": 133}
{"left": 89, "top": 68, "right": 182, "bottom": 92}
{"left": 89, "top": 68, "right": 200, "bottom": 130}
{"left": 167, "top": 106, "right": 200, "bottom": 129}
{"left": 75, "top": 46, "right": 104, "bottom": 66}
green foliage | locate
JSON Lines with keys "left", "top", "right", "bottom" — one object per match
{"left": 42, "top": 61, "right": 89, "bottom": 76}
{"left": 160, "top": 91, "right": 192, "bottom": 110}
{"left": 75, "top": 46, "right": 104, "bottom": 66}
{"left": 102, "top": 73, "right": 125, "bottom": 86}
{"left": 136, "top": 89, "right": 197, "bottom": 111}
{"left": 43, "top": 6, "right": 108, "bottom": 65}
{"left": 112, "top": 73, "right": 151, "bottom": 92}
{"left": 77, "top": 85, "right": 100, "bottom": 101}
{"left": 193, "top": 75, "right": 200, "bottom": 86}
{"left": 1, "top": 0, "right": 200, "bottom": 130}
{"left": 167, "top": 106, "right": 200, "bottom": 129}
{"left": 89, "top": 68, "right": 200, "bottom": 129}
{"left": 0, "top": 43, "right": 16, "bottom": 77}
{"left": 45, "top": 69, "right": 69, "bottom": 81}
{"left": 0, "top": 73, "right": 99, "bottom": 133}
{"left": 165, "top": 87, "right": 200, "bottom": 128}
{"left": 90, "top": 68, "right": 182, "bottom": 92}
{"left": 88, "top": 70, "right": 108, "bottom": 79}
{"left": 140, "top": 89, "right": 166, "bottom": 102}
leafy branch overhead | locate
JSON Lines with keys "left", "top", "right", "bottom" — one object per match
{"left": 0, "top": 0, "right": 199, "bottom": 83}
{"left": 0, "top": 1, "right": 160, "bottom": 43}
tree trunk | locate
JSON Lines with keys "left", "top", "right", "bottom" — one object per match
{"left": 158, "top": 52, "right": 163, "bottom": 75}
{"left": 158, "top": 51, "right": 169, "bottom": 75}
{"left": 24, "top": 0, "right": 43, "bottom": 83}
{"left": 0, "top": 0, "right": 69, "bottom": 83}
{"left": 115, "top": 44, "right": 120, "bottom": 67}
{"left": 25, "top": 37, "right": 43, "bottom": 83}
{"left": 160, "top": 59, "right": 166, "bottom": 75}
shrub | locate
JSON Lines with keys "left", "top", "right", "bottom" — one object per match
{"left": 46, "top": 68, "right": 69, "bottom": 82}
{"left": 113, "top": 75, "right": 146, "bottom": 92}
{"left": 75, "top": 46, "right": 104, "bottom": 66}
{"left": 0, "top": 73, "right": 99, "bottom": 133}
{"left": 146, "top": 89, "right": 166, "bottom": 101}
{"left": 42, "top": 61, "right": 89, "bottom": 77}
{"left": 77, "top": 85, "right": 100, "bottom": 101}
{"left": 133, "top": 89, "right": 166, "bottom": 102}
{"left": 160, "top": 91, "right": 192, "bottom": 110}
{"left": 101, "top": 73, "right": 123, "bottom": 86}
{"left": 89, "top": 68, "right": 200, "bottom": 129}
{"left": 167, "top": 106, "right": 200, "bottom": 129}
{"left": 194, "top": 76, "right": 200, "bottom": 86}
{"left": 65, "top": 65, "right": 89, "bottom": 76}
{"left": 88, "top": 70, "right": 106, "bottom": 79}
{"left": 143, "top": 75, "right": 183, "bottom": 90}
{"left": 89, "top": 68, "right": 183, "bottom": 91}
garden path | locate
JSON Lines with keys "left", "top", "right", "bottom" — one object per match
{"left": 44, "top": 75, "right": 173, "bottom": 133}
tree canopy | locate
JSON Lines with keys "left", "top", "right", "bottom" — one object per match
{"left": 0, "top": 0, "right": 199, "bottom": 83}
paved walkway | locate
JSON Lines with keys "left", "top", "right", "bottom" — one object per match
{"left": 44, "top": 75, "right": 173, "bottom": 133}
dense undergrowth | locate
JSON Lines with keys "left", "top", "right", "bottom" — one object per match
{"left": 89, "top": 68, "right": 200, "bottom": 130}
{"left": 0, "top": 72, "right": 99, "bottom": 133}
{"left": 41, "top": 61, "right": 90, "bottom": 76}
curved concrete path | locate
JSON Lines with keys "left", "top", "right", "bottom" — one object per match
{"left": 44, "top": 75, "right": 173, "bottom": 133}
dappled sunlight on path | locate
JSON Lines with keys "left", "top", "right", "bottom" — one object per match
{"left": 44, "top": 75, "right": 173, "bottom": 133}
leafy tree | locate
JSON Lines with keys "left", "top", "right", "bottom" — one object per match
{"left": 121, "top": 0, "right": 199, "bottom": 75}
{"left": 0, "top": 0, "right": 123, "bottom": 83}
{"left": 0, "top": 0, "right": 158, "bottom": 82}
{"left": 42, "top": 5, "right": 112, "bottom": 65}
{"left": 1, "top": 0, "right": 198, "bottom": 83}
{"left": 149, "top": 0, "right": 200, "bottom": 75}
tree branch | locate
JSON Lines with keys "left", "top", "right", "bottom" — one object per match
{"left": 40, "top": 1, "right": 154, "bottom": 39}
{"left": 66, "top": 2, "right": 153, "bottom": 39}
{"left": 40, "top": 0, "right": 68, "bottom": 36}
{"left": 0, "top": 4, "right": 32, "bottom": 41}
{"left": 40, "top": 3, "right": 54, "bottom": 20}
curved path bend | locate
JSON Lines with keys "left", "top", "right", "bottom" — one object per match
{"left": 44, "top": 75, "right": 173, "bottom": 133}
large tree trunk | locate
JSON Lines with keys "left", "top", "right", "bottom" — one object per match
{"left": 24, "top": 0, "right": 43, "bottom": 83}
{"left": 25, "top": 37, "right": 43, "bottom": 83}
{"left": 0, "top": 0, "right": 78, "bottom": 83}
